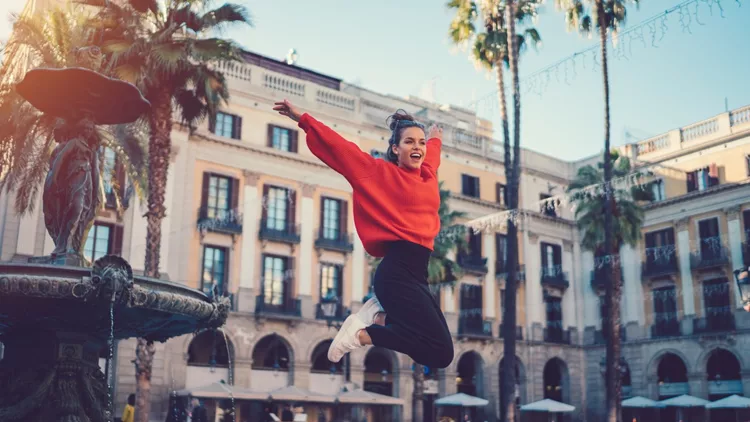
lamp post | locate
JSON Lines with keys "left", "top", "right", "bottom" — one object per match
{"left": 733, "top": 267, "right": 750, "bottom": 312}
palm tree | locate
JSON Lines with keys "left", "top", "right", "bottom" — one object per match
{"left": 555, "top": 0, "right": 637, "bottom": 419}
{"left": 567, "top": 151, "right": 649, "bottom": 421}
{"left": 368, "top": 182, "right": 466, "bottom": 422}
{"left": 447, "top": 1, "right": 539, "bottom": 420}
{"left": 78, "top": 0, "right": 251, "bottom": 420}
{"left": 0, "top": 6, "right": 147, "bottom": 225}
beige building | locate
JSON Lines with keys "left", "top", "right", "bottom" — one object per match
{"left": 1, "top": 46, "right": 750, "bottom": 422}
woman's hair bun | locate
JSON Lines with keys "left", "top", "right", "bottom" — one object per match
{"left": 386, "top": 109, "right": 417, "bottom": 131}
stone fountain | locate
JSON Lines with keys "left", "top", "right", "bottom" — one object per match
{"left": 0, "top": 66, "right": 230, "bottom": 421}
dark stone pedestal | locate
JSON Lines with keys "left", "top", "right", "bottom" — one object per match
{"left": 0, "top": 331, "right": 111, "bottom": 422}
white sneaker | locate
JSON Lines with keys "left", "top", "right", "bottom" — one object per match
{"left": 328, "top": 314, "right": 366, "bottom": 363}
{"left": 357, "top": 296, "right": 384, "bottom": 326}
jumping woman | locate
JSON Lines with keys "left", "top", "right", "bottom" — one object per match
{"left": 273, "top": 99, "right": 454, "bottom": 369}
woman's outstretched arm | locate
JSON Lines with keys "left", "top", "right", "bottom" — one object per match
{"left": 422, "top": 124, "right": 443, "bottom": 176}
{"left": 274, "top": 99, "right": 377, "bottom": 181}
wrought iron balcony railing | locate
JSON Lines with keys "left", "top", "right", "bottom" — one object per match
{"left": 458, "top": 316, "right": 492, "bottom": 337}
{"left": 498, "top": 324, "right": 524, "bottom": 340}
{"left": 258, "top": 219, "right": 301, "bottom": 244}
{"left": 544, "top": 327, "right": 571, "bottom": 344}
{"left": 641, "top": 255, "right": 679, "bottom": 278}
{"left": 693, "top": 309, "right": 735, "bottom": 334}
{"left": 315, "top": 297, "right": 349, "bottom": 322}
{"left": 255, "top": 294, "right": 301, "bottom": 318}
{"left": 197, "top": 207, "right": 243, "bottom": 234}
{"left": 315, "top": 228, "right": 354, "bottom": 252}
{"left": 457, "top": 254, "right": 488, "bottom": 274}
{"left": 690, "top": 240, "right": 730, "bottom": 270}
{"left": 496, "top": 263, "right": 525, "bottom": 283}
{"left": 541, "top": 266, "right": 569, "bottom": 289}
{"left": 650, "top": 318, "right": 681, "bottom": 338}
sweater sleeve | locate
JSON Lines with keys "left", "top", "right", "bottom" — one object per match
{"left": 298, "top": 113, "right": 377, "bottom": 181}
{"left": 422, "top": 137, "right": 442, "bottom": 176}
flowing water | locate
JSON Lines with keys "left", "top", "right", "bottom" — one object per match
{"left": 107, "top": 299, "right": 115, "bottom": 421}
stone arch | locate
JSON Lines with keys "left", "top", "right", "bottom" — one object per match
{"left": 456, "top": 351, "right": 486, "bottom": 397}
{"left": 543, "top": 357, "right": 571, "bottom": 404}
{"left": 697, "top": 345, "right": 745, "bottom": 373}
{"left": 705, "top": 347, "right": 743, "bottom": 400}
{"left": 251, "top": 333, "right": 295, "bottom": 371}
{"left": 302, "top": 333, "right": 336, "bottom": 365}
{"left": 309, "top": 339, "right": 342, "bottom": 374}
{"left": 180, "top": 327, "right": 240, "bottom": 361}
{"left": 645, "top": 348, "right": 692, "bottom": 384}
{"left": 363, "top": 347, "right": 400, "bottom": 397}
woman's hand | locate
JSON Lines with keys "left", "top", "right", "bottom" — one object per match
{"left": 273, "top": 99, "right": 303, "bottom": 122}
{"left": 427, "top": 124, "right": 443, "bottom": 141}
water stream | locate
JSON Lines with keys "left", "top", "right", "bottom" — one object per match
{"left": 107, "top": 296, "right": 115, "bottom": 421}
{"left": 220, "top": 328, "right": 236, "bottom": 422}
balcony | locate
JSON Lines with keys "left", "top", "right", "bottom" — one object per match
{"left": 498, "top": 324, "right": 524, "bottom": 341}
{"left": 315, "top": 297, "right": 349, "bottom": 323}
{"left": 544, "top": 327, "right": 571, "bottom": 344}
{"left": 641, "top": 256, "right": 679, "bottom": 278}
{"left": 255, "top": 294, "right": 301, "bottom": 319}
{"left": 457, "top": 254, "right": 488, "bottom": 275}
{"left": 690, "top": 242, "right": 730, "bottom": 270}
{"left": 541, "top": 266, "right": 569, "bottom": 289}
{"left": 314, "top": 229, "right": 354, "bottom": 253}
{"left": 693, "top": 310, "right": 735, "bottom": 334}
{"left": 593, "top": 325, "right": 627, "bottom": 345}
{"left": 197, "top": 207, "right": 243, "bottom": 235}
{"left": 458, "top": 316, "right": 492, "bottom": 338}
{"left": 258, "top": 219, "right": 301, "bottom": 244}
{"left": 590, "top": 267, "right": 623, "bottom": 291}
{"left": 496, "top": 263, "right": 525, "bottom": 283}
{"left": 650, "top": 319, "right": 681, "bottom": 338}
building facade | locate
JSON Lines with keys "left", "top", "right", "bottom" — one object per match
{"left": 1, "top": 45, "right": 750, "bottom": 421}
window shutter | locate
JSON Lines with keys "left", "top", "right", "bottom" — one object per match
{"left": 233, "top": 115, "right": 243, "bottom": 140}
{"left": 261, "top": 185, "right": 269, "bottom": 224}
{"left": 686, "top": 171, "right": 696, "bottom": 192}
{"left": 291, "top": 130, "right": 299, "bottom": 153}
{"left": 666, "top": 228, "right": 675, "bottom": 246}
{"left": 541, "top": 244, "right": 548, "bottom": 269}
{"left": 473, "top": 177, "right": 480, "bottom": 198}
{"left": 319, "top": 197, "right": 325, "bottom": 238}
{"left": 708, "top": 163, "right": 719, "bottom": 187}
{"left": 645, "top": 232, "right": 656, "bottom": 249}
{"left": 267, "top": 125, "right": 274, "bottom": 147}
{"left": 285, "top": 256, "right": 296, "bottom": 302}
{"left": 260, "top": 254, "right": 267, "bottom": 295}
{"left": 554, "top": 245, "right": 562, "bottom": 266}
{"left": 699, "top": 220, "right": 710, "bottom": 239}
{"left": 339, "top": 200, "right": 348, "bottom": 235}
{"left": 201, "top": 173, "right": 210, "bottom": 211}
{"left": 230, "top": 178, "right": 240, "bottom": 211}
{"left": 209, "top": 115, "right": 216, "bottom": 133}
{"left": 222, "top": 247, "right": 229, "bottom": 295}
{"left": 336, "top": 265, "right": 344, "bottom": 299}
{"left": 111, "top": 225, "right": 124, "bottom": 256}
{"left": 287, "top": 189, "right": 297, "bottom": 227}
{"left": 461, "top": 175, "right": 468, "bottom": 195}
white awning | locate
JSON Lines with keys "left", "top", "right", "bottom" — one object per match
{"left": 434, "top": 393, "right": 489, "bottom": 407}
{"left": 336, "top": 389, "right": 404, "bottom": 406}
{"left": 658, "top": 394, "right": 709, "bottom": 408}
{"left": 268, "top": 386, "right": 336, "bottom": 403}
{"left": 622, "top": 396, "right": 665, "bottom": 408}
{"left": 173, "top": 382, "right": 267, "bottom": 401}
{"left": 520, "top": 399, "right": 575, "bottom": 413}
{"left": 706, "top": 395, "right": 750, "bottom": 409}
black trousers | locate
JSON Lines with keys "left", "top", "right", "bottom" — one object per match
{"left": 365, "top": 241, "right": 454, "bottom": 369}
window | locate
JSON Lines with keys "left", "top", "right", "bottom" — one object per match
{"left": 652, "top": 286, "right": 677, "bottom": 331}
{"left": 545, "top": 297, "right": 563, "bottom": 331}
{"left": 212, "top": 112, "right": 242, "bottom": 139}
{"left": 650, "top": 179, "right": 666, "bottom": 201}
{"left": 320, "top": 263, "right": 342, "bottom": 301}
{"left": 267, "top": 125, "right": 298, "bottom": 153}
{"left": 468, "top": 232, "right": 482, "bottom": 257}
{"left": 644, "top": 228, "right": 676, "bottom": 264}
{"left": 263, "top": 186, "right": 295, "bottom": 231}
{"left": 262, "top": 254, "right": 290, "bottom": 306}
{"left": 321, "top": 197, "right": 347, "bottom": 240}
{"left": 540, "top": 242, "right": 562, "bottom": 277}
{"left": 496, "top": 183, "right": 507, "bottom": 206}
{"left": 461, "top": 174, "right": 480, "bottom": 198}
{"left": 201, "top": 246, "right": 227, "bottom": 297}
{"left": 84, "top": 223, "right": 112, "bottom": 262}
{"left": 539, "top": 194, "right": 557, "bottom": 217}
{"left": 203, "top": 175, "right": 232, "bottom": 218}
{"left": 687, "top": 164, "right": 719, "bottom": 192}
{"left": 746, "top": 154, "right": 750, "bottom": 177}
{"left": 698, "top": 217, "right": 721, "bottom": 259}
{"left": 702, "top": 278, "right": 731, "bottom": 321}
{"left": 102, "top": 147, "right": 117, "bottom": 196}
{"left": 496, "top": 234, "right": 507, "bottom": 272}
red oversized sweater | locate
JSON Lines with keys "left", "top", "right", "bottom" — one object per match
{"left": 298, "top": 113, "right": 442, "bottom": 257}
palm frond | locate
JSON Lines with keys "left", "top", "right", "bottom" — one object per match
{"left": 200, "top": 4, "right": 252, "bottom": 30}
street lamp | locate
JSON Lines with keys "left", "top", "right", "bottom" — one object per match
{"left": 733, "top": 267, "right": 750, "bottom": 311}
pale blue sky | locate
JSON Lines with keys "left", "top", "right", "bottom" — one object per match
{"left": 2, "top": 0, "right": 748, "bottom": 160}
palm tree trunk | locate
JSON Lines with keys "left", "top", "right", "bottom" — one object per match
{"left": 501, "top": 2, "right": 522, "bottom": 421}
{"left": 412, "top": 362, "right": 424, "bottom": 422}
{"left": 135, "top": 87, "right": 173, "bottom": 422}
{"left": 597, "top": 3, "right": 621, "bottom": 422}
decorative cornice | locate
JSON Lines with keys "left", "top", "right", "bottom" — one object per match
{"left": 563, "top": 240, "right": 573, "bottom": 253}
{"left": 675, "top": 217, "right": 690, "bottom": 231}
{"left": 644, "top": 180, "right": 750, "bottom": 211}
{"left": 528, "top": 232, "right": 539, "bottom": 244}
{"left": 301, "top": 183, "right": 316, "bottom": 198}
{"left": 724, "top": 204, "right": 742, "bottom": 220}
